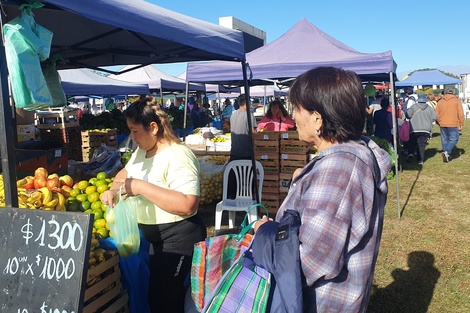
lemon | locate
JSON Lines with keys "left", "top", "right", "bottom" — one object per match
{"left": 80, "top": 201, "right": 91, "bottom": 211}
{"left": 88, "top": 191, "right": 100, "bottom": 203}
{"left": 94, "top": 218, "right": 106, "bottom": 229}
{"left": 88, "top": 177, "right": 98, "bottom": 186}
{"left": 97, "top": 184, "right": 109, "bottom": 194}
{"left": 97, "top": 172, "right": 107, "bottom": 180}
{"left": 69, "top": 188, "right": 81, "bottom": 198}
{"left": 76, "top": 194, "right": 88, "bottom": 203}
{"left": 96, "top": 228, "right": 109, "bottom": 239}
{"left": 85, "top": 185, "right": 97, "bottom": 195}
{"left": 92, "top": 208, "right": 104, "bottom": 220}
{"left": 77, "top": 180, "right": 89, "bottom": 191}
{"left": 91, "top": 200, "right": 103, "bottom": 211}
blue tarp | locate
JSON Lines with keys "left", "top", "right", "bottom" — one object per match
{"left": 395, "top": 69, "right": 461, "bottom": 87}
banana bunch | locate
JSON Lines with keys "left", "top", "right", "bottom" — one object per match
{"left": 17, "top": 187, "right": 66, "bottom": 211}
{"left": 210, "top": 136, "right": 228, "bottom": 143}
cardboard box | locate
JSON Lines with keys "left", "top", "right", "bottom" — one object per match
{"left": 15, "top": 146, "right": 68, "bottom": 177}
{"left": 17, "top": 124, "right": 36, "bottom": 142}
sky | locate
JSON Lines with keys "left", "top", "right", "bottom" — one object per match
{"left": 147, "top": 0, "right": 470, "bottom": 79}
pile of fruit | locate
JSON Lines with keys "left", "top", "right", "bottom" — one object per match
{"left": 0, "top": 167, "right": 114, "bottom": 239}
{"left": 65, "top": 171, "right": 114, "bottom": 239}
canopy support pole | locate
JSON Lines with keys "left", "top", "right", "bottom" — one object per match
{"left": 389, "top": 71, "right": 401, "bottom": 218}
{"left": 241, "top": 62, "right": 260, "bottom": 206}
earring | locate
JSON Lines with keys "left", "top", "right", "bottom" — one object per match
{"left": 315, "top": 129, "right": 321, "bottom": 136}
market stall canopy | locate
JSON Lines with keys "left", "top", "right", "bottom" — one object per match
{"left": 59, "top": 68, "right": 149, "bottom": 96}
{"left": 395, "top": 69, "right": 461, "bottom": 87}
{"left": 187, "top": 18, "right": 397, "bottom": 86}
{"left": 0, "top": 0, "right": 246, "bottom": 70}
{"left": 108, "top": 65, "right": 205, "bottom": 92}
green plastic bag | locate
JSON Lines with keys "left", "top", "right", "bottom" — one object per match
{"left": 43, "top": 61, "right": 67, "bottom": 107}
{"left": 3, "top": 11, "right": 53, "bottom": 110}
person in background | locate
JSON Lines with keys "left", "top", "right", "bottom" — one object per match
{"left": 254, "top": 67, "right": 392, "bottom": 312}
{"left": 436, "top": 87, "right": 464, "bottom": 162}
{"left": 401, "top": 87, "right": 417, "bottom": 155}
{"left": 227, "top": 94, "right": 257, "bottom": 198}
{"left": 221, "top": 98, "right": 233, "bottom": 133}
{"left": 373, "top": 97, "right": 393, "bottom": 143}
{"left": 427, "top": 92, "right": 438, "bottom": 110}
{"left": 101, "top": 100, "right": 206, "bottom": 313}
{"left": 257, "top": 99, "right": 295, "bottom": 132}
{"left": 405, "top": 94, "right": 437, "bottom": 165}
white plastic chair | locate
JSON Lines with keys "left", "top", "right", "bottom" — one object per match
{"left": 214, "top": 160, "right": 264, "bottom": 230}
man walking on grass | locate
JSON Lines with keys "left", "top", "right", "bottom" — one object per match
{"left": 436, "top": 87, "right": 464, "bottom": 162}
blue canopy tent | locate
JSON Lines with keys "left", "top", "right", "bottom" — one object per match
{"left": 0, "top": 0, "right": 248, "bottom": 214}
{"left": 396, "top": 69, "right": 461, "bottom": 87}
{"left": 59, "top": 68, "right": 149, "bottom": 96}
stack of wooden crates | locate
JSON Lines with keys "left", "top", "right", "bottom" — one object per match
{"left": 36, "top": 108, "right": 82, "bottom": 161}
{"left": 81, "top": 129, "right": 119, "bottom": 162}
{"left": 254, "top": 131, "right": 310, "bottom": 216}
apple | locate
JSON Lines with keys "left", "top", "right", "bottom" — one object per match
{"left": 46, "top": 177, "right": 60, "bottom": 190}
{"left": 34, "top": 167, "right": 48, "bottom": 179}
{"left": 23, "top": 176, "right": 35, "bottom": 190}
{"left": 59, "top": 175, "right": 74, "bottom": 187}
{"left": 60, "top": 185, "right": 72, "bottom": 198}
{"left": 34, "top": 177, "right": 47, "bottom": 189}
{"left": 48, "top": 173, "right": 60, "bottom": 180}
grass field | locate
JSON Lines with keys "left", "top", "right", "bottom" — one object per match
{"left": 367, "top": 124, "right": 470, "bottom": 312}
{"left": 198, "top": 124, "right": 470, "bottom": 312}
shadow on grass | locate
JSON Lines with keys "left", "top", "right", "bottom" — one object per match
{"left": 367, "top": 251, "right": 440, "bottom": 313}
{"left": 400, "top": 168, "right": 421, "bottom": 217}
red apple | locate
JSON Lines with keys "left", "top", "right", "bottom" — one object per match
{"left": 34, "top": 167, "right": 48, "bottom": 180}
{"left": 59, "top": 175, "right": 74, "bottom": 187}
{"left": 46, "top": 177, "right": 60, "bottom": 190}
{"left": 23, "top": 176, "right": 35, "bottom": 190}
{"left": 34, "top": 177, "right": 47, "bottom": 189}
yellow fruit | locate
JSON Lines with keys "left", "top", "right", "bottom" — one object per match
{"left": 85, "top": 185, "right": 97, "bottom": 195}
{"left": 76, "top": 194, "right": 88, "bottom": 203}
{"left": 96, "top": 184, "right": 109, "bottom": 194}
{"left": 95, "top": 228, "right": 109, "bottom": 239}
{"left": 88, "top": 192, "right": 100, "bottom": 204}
{"left": 88, "top": 177, "right": 98, "bottom": 186}
{"left": 96, "top": 172, "right": 107, "bottom": 180}
{"left": 69, "top": 188, "right": 81, "bottom": 198}
{"left": 91, "top": 200, "right": 103, "bottom": 211}
{"left": 93, "top": 208, "right": 104, "bottom": 220}
{"left": 77, "top": 180, "right": 89, "bottom": 191}
{"left": 94, "top": 218, "right": 106, "bottom": 229}
{"left": 81, "top": 201, "right": 91, "bottom": 211}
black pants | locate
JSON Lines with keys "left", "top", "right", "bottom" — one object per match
{"left": 139, "top": 215, "right": 207, "bottom": 313}
{"left": 408, "top": 132, "right": 429, "bottom": 162}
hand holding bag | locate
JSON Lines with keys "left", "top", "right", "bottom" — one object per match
{"left": 105, "top": 187, "right": 141, "bottom": 257}
{"left": 191, "top": 204, "right": 268, "bottom": 312}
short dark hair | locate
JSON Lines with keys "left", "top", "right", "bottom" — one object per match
{"left": 289, "top": 66, "right": 365, "bottom": 142}
{"left": 404, "top": 87, "right": 414, "bottom": 95}
{"left": 238, "top": 94, "right": 246, "bottom": 106}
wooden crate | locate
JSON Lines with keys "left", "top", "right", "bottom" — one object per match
{"left": 280, "top": 139, "right": 310, "bottom": 154}
{"left": 280, "top": 153, "right": 308, "bottom": 174}
{"left": 82, "top": 129, "right": 118, "bottom": 148}
{"left": 255, "top": 152, "right": 279, "bottom": 168}
{"left": 280, "top": 131, "right": 300, "bottom": 140}
{"left": 39, "top": 126, "right": 82, "bottom": 144}
{"left": 84, "top": 254, "right": 129, "bottom": 313}
{"left": 262, "top": 173, "right": 280, "bottom": 194}
{"left": 254, "top": 139, "right": 279, "bottom": 154}
{"left": 35, "top": 108, "right": 79, "bottom": 129}
{"left": 262, "top": 192, "right": 288, "bottom": 216}
{"left": 253, "top": 131, "right": 280, "bottom": 142}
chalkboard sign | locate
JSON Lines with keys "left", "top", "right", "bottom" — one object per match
{"left": 0, "top": 207, "right": 94, "bottom": 313}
